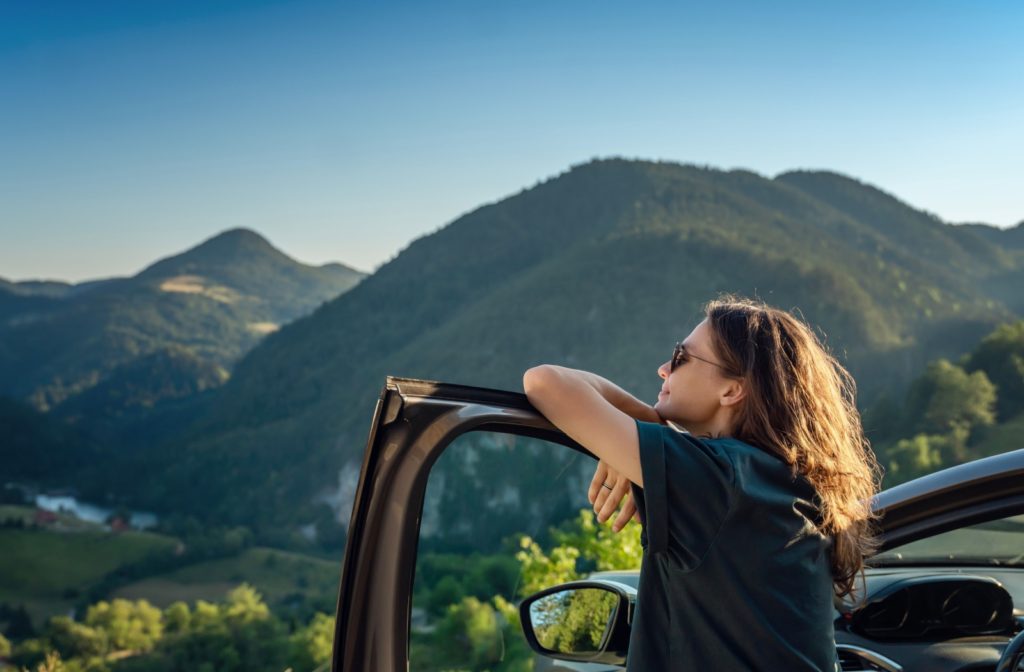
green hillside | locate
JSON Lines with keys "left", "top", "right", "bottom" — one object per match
{"left": 0, "top": 229, "right": 365, "bottom": 412}
{"left": 0, "top": 396, "right": 94, "bottom": 482}
{"left": 0, "top": 526, "right": 178, "bottom": 627}
{"left": 107, "top": 159, "right": 1019, "bottom": 539}
{"left": 0, "top": 515, "right": 338, "bottom": 633}
{"left": 112, "top": 547, "right": 339, "bottom": 616}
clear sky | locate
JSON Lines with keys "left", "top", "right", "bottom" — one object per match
{"left": 2, "top": 0, "right": 1021, "bottom": 282}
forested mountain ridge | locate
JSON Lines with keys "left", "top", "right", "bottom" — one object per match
{"left": 950, "top": 220, "right": 1024, "bottom": 313}
{"left": 960, "top": 220, "right": 1024, "bottom": 249}
{"left": 0, "top": 229, "right": 365, "bottom": 412}
{"left": 115, "top": 158, "right": 1021, "bottom": 533}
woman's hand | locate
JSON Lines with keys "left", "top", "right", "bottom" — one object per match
{"left": 588, "top": 459, "right": 639, "bottom": 533}
{"left": 586, "top": 404, "right": 666, "bottom": 532}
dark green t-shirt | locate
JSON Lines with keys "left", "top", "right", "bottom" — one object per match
{"left": 627, "top": 420, "right": 839, "bottom": 671}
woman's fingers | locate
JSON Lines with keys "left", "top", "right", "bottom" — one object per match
{"left": 591, "top": 462, "right": 613, "bottom": 514}
{"left": 594, "top": 483, "right": 614, "bottom": 517}
{"left": 590, "top": 460, "right": 641, "bottom": 533}
{"left": 588, "top": 460, "right": 609, "bottom": 505}
{"left": 611, "top": 495, "right": 636, "bottom": 532}
{"left": 598, "top": 478, "right": 631, "bottom": 523}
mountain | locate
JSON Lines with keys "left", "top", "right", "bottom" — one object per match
{"left": 952, "top": 222, "right": 1024, "bottom": 313}
{"left": 958, "top": 221, "right": 1024, "bottom": 249}
{"left": 0, "top": 229, "right": 365, "bottom": 411}
{"left": 0, "top": 395, "right": 94, "bottom": 481}
{"left": 108, "top": 159, "right": 1019, "bottom": 540}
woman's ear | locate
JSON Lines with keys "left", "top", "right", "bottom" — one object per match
{"left": 719, "top": 379, "right": 746, "bottom": 408}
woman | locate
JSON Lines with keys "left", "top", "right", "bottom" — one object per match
{"left": 522, "top": 296, "right": 882, "bottom": 671}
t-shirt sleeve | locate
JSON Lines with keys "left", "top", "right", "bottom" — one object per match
{"left": 629, "top": 420, "right": 735, "bottom": 569}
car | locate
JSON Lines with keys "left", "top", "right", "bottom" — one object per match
{"left": 332, "top": 377, "right": 1024, "bottom": 672}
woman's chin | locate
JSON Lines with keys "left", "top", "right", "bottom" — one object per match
{"left": 653, "top": 401, "right": 675, "bottom": 421}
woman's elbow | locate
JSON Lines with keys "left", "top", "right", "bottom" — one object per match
{"left": 523, "top": 364, "right": 559, "bottom": 396}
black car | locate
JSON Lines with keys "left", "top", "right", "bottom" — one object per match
{"left": 332, "top": 378, "right": 1024, "bottom": 672}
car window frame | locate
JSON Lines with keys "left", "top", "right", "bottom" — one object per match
{"left": 332, "top": 377, "right": 590, "bottom": 672}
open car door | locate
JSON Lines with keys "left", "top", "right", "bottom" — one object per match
{"left": 331, "top": 377, "right": 588, "bottom": 671}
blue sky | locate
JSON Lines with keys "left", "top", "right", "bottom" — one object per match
{"left": 1, "top": 0, "right": 1021, "bottom": 282}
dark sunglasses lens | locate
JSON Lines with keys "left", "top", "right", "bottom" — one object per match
{"left": 671, "top": 344, "right": 685, "bottom": 371}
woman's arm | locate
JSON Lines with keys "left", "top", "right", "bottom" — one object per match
{"left": 523, "top": 365, "right": 656, "bottom": 487}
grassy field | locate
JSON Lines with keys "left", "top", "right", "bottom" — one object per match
{"left": 0, "top": 523, "right": 340, "bottom": 630}
{"left": 0, "top": 524, "right": 178, "bottom": 626}
{"left": 112, "top": 547, "right": 341, "bottom": 614}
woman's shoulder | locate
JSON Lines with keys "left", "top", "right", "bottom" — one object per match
{"left": 649, "top": 423, "right": 736, "bottom": 460}
{"left": 637, "top": 421, "right": 736, "bottom": 483}
{"left": 703, "top": 434, "right": 785, "bottom": 464}
{"left": 705, "top": 437, "right": 822, "bottom": 504}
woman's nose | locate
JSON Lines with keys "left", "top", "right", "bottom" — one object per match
{"left": 657, "top": 361, "right": 670, "bottom": 379}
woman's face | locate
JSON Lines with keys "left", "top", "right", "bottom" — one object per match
{"left": 654, "top": 319, "right": 741, "bottom": 435}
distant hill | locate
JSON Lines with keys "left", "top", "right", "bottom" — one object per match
{"left": 952, "top": 221, "right": 1024, "bottom": 313}
{"left": 103, "top": 159, "right": 1019, "bottom": 540}
{"left": 0, "top": 229, "right": 365, "bottom": 412}
{"left": 959, "top": 221, "right": 1024, "bottom": 249}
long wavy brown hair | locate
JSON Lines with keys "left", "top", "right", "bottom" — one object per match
{"left": 703, "top": 296, "right": 883, "bottom": 599}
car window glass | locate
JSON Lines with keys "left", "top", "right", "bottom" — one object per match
{"left": 872, "top": 510, "right": 1024, "bottom": 566}
{"left": 408, "top": 429, "right": 593, "bottom": 670}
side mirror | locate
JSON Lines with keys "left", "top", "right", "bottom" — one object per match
{"left": 519, "top": 580, "right": 636, "bottom": 665}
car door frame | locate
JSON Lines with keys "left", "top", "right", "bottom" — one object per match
{"left": 331, "top": 376, "right": 1024, "bottom": 671}
{"left": 332, "top": 377, "right": 590, "bottom": 672}
{"left": 873, "top": 447, "right": 1024, "bottom": 553}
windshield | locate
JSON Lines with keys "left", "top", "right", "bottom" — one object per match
{"left": 871, "top": 512, "right": 1024, "bottom": 567}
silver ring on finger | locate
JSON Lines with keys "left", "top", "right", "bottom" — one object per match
{"left": 602, "top": 482, "right": 613, "bottom": 490}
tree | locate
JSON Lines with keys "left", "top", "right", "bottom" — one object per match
{"left": 886, "top": 422, "right": 974, "bottom": 484}
{"left": 904, "top": 359, "right": 996, "bottom": 435}
{"left": 287, "top": 613, "right": 334, "bottom": 672}
{"left": 47, "top": 616, "right": 108, "bottom": 659}
{"left": 163, "top": 602, "right": 191, "bottom": 635}
{"left": 431, "top": 597, "right": 503, "bottom": 671}
{"left": 490, "top": 595, "right": 533, "bottom": 672}
{"left": 516, "top": 508, "right": 643, "bottom": 597}
{"left": 27, "top": 651, "right": 69, "bottom": 672}
{"left": 0, "top": 631, "right": 10, "bottom": 658}
{"left": 84, "top": 599, "right": 162, "bottom": 653}
{"left": 188, "top": 601, "right": 222, "bottom": 633}
{"left": 515, "top": 537, "right": 581, "bottom": 598}
{"left": 4, "top": 603, "right": 36, "bottom": 639}
{"left": 8, "top": 638, "right": 51, "bottom": 670}
{"left": 221, "top": 584, "right": 270, "bottom": 624}
{"left": 147, "top": 584, "right": 287, "bottom": 672}
{"left": 965, "top": 321, "right": 1024, "bottom": 419}
{"left": 464, "top": 555, "right": 520, "bottom": 600}
{"left": 425, "top": 575, "right": 464, "bottom": 618}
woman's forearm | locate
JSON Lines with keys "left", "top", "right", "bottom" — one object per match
{"left": 527, "top": 365, "right": 661, "bottom": 423}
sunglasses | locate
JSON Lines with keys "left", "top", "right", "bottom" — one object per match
{"left": 671, "top": 342, "right": 731, "bottom": 373}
